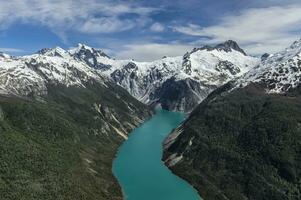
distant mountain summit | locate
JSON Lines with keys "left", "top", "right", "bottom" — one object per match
{"left": 0, "top": 52, "right": 11, "bottom": 59}
{"left": 215, "top": 40, "right": 247, "bottom": 55}
{"left": 70, "top": 43, "right": 110, "bottom": 59}
{"left": 36, "top": 47, "right": 68, "bottom": 57}
{"left": 68, "top": 43, "right": 111, "bottom": 70}
{"left": 192, "top": 40, "right": 247, "bottom": 55}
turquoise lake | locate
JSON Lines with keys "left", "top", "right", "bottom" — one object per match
{"left": 113, "top": 109, "right": 200, "bottom": 200}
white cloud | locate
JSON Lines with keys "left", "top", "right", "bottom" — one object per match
{"left": 0, "top": 48, "right": 24, "bottom": 53}
{"left": 79, "top": 17, "right": 135, "bottom": 34}
{"left": 150, "top": 23, "right": 165, "bottom": 32}
{"left": 0, "top": 0, "right": 159, "bottom": 36}
{"left": 115, "top": 43, "right": 193, "bottom": 61}
{"left": 173, "top": 4, "right": 301, "bottom": 55}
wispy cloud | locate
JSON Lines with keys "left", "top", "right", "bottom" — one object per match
{"left": 115, "top": 43, "right": 193, "bottom": 61}
{"left": 173, "top": 4, "right": 301, "bottom": 55}
{"left": 0, "top": 48, "right": 24, "bottom": 53}
{"left": 79, "top": 17, "right": 136, "bottom": 34}
{"left": 150, "top": 23, "right": 165, "bottom": 32}
{"left": 0, "top": 0, "right": 159, "bottom": 37}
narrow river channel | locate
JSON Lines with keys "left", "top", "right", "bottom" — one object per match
{"left": 113, "top": 109, "right": 200, "bottom": 200}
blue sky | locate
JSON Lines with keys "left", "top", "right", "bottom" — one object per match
{"left": 0, "top": 0, "right": 301, "bottom": 61}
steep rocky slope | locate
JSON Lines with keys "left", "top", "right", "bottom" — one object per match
{"left": 163, "top": 39, "right": 301, "bottom": 200}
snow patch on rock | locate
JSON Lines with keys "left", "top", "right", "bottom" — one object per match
{"left": 235, "top": 39, "right": 301, "bottom": 93}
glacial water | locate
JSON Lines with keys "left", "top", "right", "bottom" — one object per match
{"left": 113, "top": 109, "right": 200, "bottom": 200}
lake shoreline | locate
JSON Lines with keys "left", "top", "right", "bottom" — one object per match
{"left": 112, "top": 109, "right": 200, "bottom": 200}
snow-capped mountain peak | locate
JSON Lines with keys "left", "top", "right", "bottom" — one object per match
{"left": 289, "top": 38, "right": 301, "bottom": 50}
{"left": 68, "top": 43, "right": 111, "bottom": 70}
{"left": 0, "top": 52, "right": 11, "bottom": 59}
{"left": 215, "top": 40, "right": 247, "bottom": 55}
{"left": 68, "top": 43, "right": 93, "bottom": 55}
{"left": 191, "top": 40, "right": 247, "bottom": 56}
{"left": 236, "top": 38, "right": 301, "bottom": 93}
{"left": 37, "top": 47, "right": 69, "bottom": 58}
{"left": 0, "top": 44, "right": 108, "bottom": 97}
{"left": 77, "top": 43, "right": 93, "bottom": 51}
{"left": 69, "top": 43, "right": 110, "bottom": 58}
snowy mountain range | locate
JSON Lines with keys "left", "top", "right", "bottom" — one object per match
{"left": 0, "top": 40, "right": 259, "bottom": 112}
{"left": 0, "top": 46, "right": 105, "bottom": 96}
{"left": 72, "top": 40, "right": 258, "bottom": 112}
{"left": 235, "top": 39, "right": 301, "bottom": 93}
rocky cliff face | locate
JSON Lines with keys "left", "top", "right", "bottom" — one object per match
{"left": 151, "top": 77, "right": 214, "bottom": 111}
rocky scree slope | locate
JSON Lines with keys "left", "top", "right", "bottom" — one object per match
{"left": 163, "top": 39, "right": 301, "bottom": 200}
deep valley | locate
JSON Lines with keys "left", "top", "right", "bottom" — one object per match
{"left": 0, "top": 36, "right": 301, "bottom": 200}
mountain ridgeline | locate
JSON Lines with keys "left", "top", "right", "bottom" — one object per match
{"left": 163, "top": 39, "right": 301, "bottom": 200}
{"left": 99, "top": 40, "right": 258, "bottom": 112}
{"left": 0, "top": 40, "right": 258, "bottom": 112}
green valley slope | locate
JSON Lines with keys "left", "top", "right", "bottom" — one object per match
{"left": 164, "top": 84, "right": 301, "bottom": 200}
{"left": 0, "top": 81, "right": 152, "bottom": 200}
